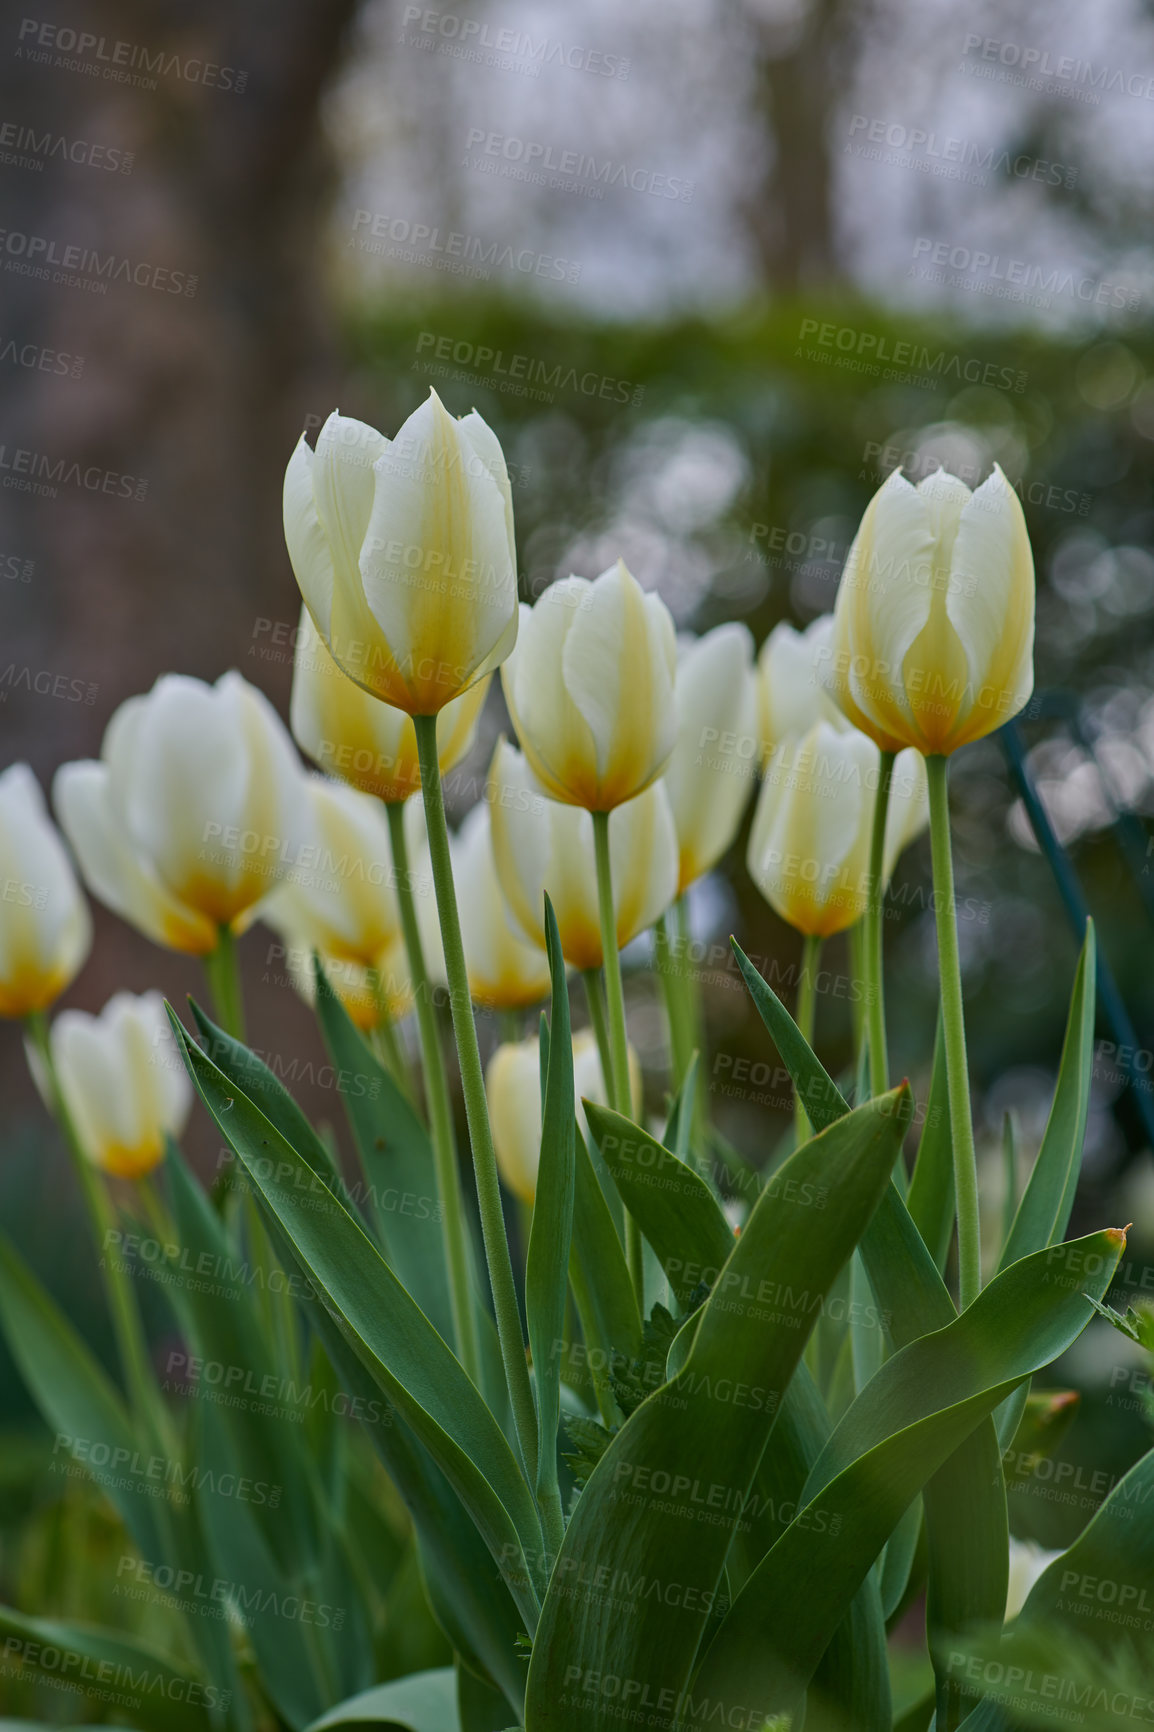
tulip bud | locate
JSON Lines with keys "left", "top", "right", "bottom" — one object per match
{"left": 273, "top": 930, "right": 411, "bottom": 1032}
{"left": 486, "top": 1028, "right": 640, "bottom": 1203}
{"left": 663, "top": 624, "right": 759, "bottom": 894}
{"left": 290, "top": 606, "right": 488, "bottom": 805}
{"left": 756, "top": 615, "right": 848, "bottom": 761}
{"left": 501, "top": 559, "right": 677, "bottom": 810}
{"left": 0, "top": 764, "right": 91, "bottom": 1017}
{"left": 455, "top": 803, "right": 551, "bottom": 1011}
{"left": 829, "top": 466, "right": 1035, "bottom": 754}
{"left": 29, "top": 991, "right": 191, "bottom": 1177}
{"left": 283, "top": 394, "right": 519, "bottom": 715}
{"left": 747, "top": 721, "right": 928, "bottom": 938}
{"left": 261, "top": 775, "right": 401, "bottom": 967}
{"left": 488, "top": 740, "right": 678, "bottom": 970}
{"left": 55, "top": 672, "right": 306, "bottom": 948}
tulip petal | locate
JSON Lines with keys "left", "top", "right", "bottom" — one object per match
{"left": 359, "top": 391, "right": 517, "bottom": 712}
{"left": 284, "top": 434, "right": 336, "bottom": 638}
{"left": 54, "top": 761, "right": 217, "bottom": 955}
{"left": 943, "top": 464, "right": 1036, "bottom": 749}
{"left": 835, "top": 469, "right": 936, "bottom": 750}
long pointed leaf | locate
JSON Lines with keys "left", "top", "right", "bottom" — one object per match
{"left": 688, "top": 1228, "right": 1125, "bottom": 1725}
{"left": 167, "top": 1007, "right": 543, "bottom": 1631}
{"left": 522, "top": 1088, "right": 910, "bottom": 1730}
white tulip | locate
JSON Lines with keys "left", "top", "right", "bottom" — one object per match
{"left": 55, "top": 672, "right": 306, "bottom": 948}
{"left": 663, "top": 624, "right": 759, "bottom": 893}
{"left": 747, "top": 721, "right": 928, "bottom": 938}
{"left": 501, "top": 560, "right": 677, "bottom": 811}
{"left": 486, "top": 1029, "right": 640, "bottom": 1203}
{"left": 828, "top": 466, "right": 1035, "bottom": 755}
{"left": 488, "top": 740, "right": 678, "bottom": 971}
{"left": 31, "top": 991, "right": 191, "bottom": 1177}
{"left": 290, "top": 606, "right": 489, "bottom": 805}
{"left": 455, "top": 803, "right": 551, "bottom": 1010}
{"left": 0, "top": 764, "right": 91, "bottom": 1017}
{"left": 260, "top": 775, "right": 401, "bottom": 968}
{"left": 756, "top": 615, "right": 847, "bottom": 760}
{"left": 283, "top": 394, "right": 519, "bottom": 715}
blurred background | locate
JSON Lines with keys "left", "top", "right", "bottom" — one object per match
{"left": 3, "top": 0, "right": 1154, "bottom": 1671}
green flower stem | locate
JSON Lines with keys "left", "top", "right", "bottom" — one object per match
{"left": 655, "top": 908, "right": 695, "bottom": 1089}
{"left": 413, "top": 715, "right": 539, "bottom": 1487}
{"left": 203, "top": 925, "right": 246, "bottom": 1042}
{"left": 25, "top": 1011, "right": 168, "bottom": 1444}
{"left": 926, "top": 754, "right": 982, "bottom": 1310}
{"left": 865, "top": 750, "right": 895, "bottom": 1098}
{"left": 581, "top": 969, "right": 613, "bottom": 1099}
{"left": 498, "top": 1009, "right": 522, "bottom": 1045}
{"left": 385, "top": 797, "right": 479, "bottom": 1386}
{"left": 591, "top": 808, "right": 644, "bottom": 1307}
{"left": 794, "top": 934, "right": 823, "bottom": 1143}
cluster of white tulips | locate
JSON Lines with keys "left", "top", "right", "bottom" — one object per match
{"left": 2, "top": 389, "right": 1035, "bottom": 1372}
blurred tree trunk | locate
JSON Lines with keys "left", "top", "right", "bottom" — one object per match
{"left": 741, "top": 0, "right": 861, "bottom": 293}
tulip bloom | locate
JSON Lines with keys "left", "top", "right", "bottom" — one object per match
{"left": 488, "top": 740, "right": 678, "bottom": 970}
{"left": 455, "top": 803, "right": 551, "bottom": 1011}
{"left": 55, "top": 672, "right": 306, "bottom": 950}
{"left": 31, "top": 991, "right": 191, "bottom": 1178}
{"left": 0, "top": 765, "right": 91, "bottom": 1017}
{"left": 261, "top": 775, "right": 402, "bottom": 967}
{"left": 747, "top": 721, "right": 928, "bottom": 938}
{"left": 828, "top": 466, "right": 1035, "bottom": 755}
{"left": 486, "top": 1029, "right": 639, "bottom": 1204}
{"left": 663, "top": 624, "right": 759, "bottom": 894}
{"left": 756, "top": 615, "right": 847, "bottom": 761}
{"left": 290, "top": 606, "right": 489, "bottom": 805}
{"left": 283, "top": 395, "right": 519, "bottom": 715}
{"left": 501, "top": 560, "right": 677, "bottom": 811}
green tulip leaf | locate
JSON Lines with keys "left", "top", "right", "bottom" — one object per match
{"left": 688, "top": 1228, "right": 1125, "bottom": 1726}
{"left": 522, "top": 1087, "right": 910, "bottom": 1731}
{"left": 0, "top": 1604, "right": 222, "bottom": 1732}
{"left": 167, "top": 1006, "right": 543, "bottom": 1633}
{"left": 999, "top": 923, "right": 1096, "bottom": 1270}
{"left": 307, "top": 1668, "right": 459, "bottom": 1732}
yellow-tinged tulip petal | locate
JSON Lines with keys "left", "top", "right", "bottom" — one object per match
{"left": 290, "top": 606, "right": 489, "bottom": 805}
{"left": 488, "top": 740, "right": 677, "bottom": 971}
{"left": 29, "top": 991, "right": 191, "bottom": 1177}
{"left": 501, "top": 559, "right": 677, "bottom": 810}
{"left": 486, "top": 1029, "right": 640, "bottom": 1204}
{"left": 663, "top": 624, "right": 759, "bottom": 893}
{"left": 828, "top": 465, "right": 1034, "bottom": 755}
{"left": 60, "top": 672, "right": 308, "bottom": 943}
{"left": 747, "top": 722, "right": 927, "bottom": 938}
{"left": 0, "top": 765, "right": 91, "bottom": 1017}
{"left": 54, "top": 761, "right": 218, "bottom": 956}
{"left": 269, "top": 928, "right": 411, "bottom": 1032}
{"left": 756, "top": 615, "right": 848, "bottom": 762}
{"left": 259, "top": 774, "right": 400, "bottom": 969}
{"left": 455, "top": 803, "right": 551, "bottom": 1011}
{"left": 284, "top": 395, "right": 519, "bottom": 715}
